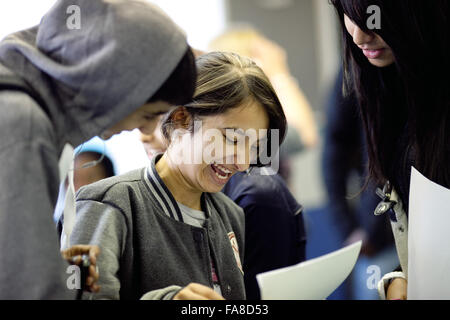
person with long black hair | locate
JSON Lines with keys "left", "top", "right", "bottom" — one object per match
{"left": 330, "top": 0, "right": 449, "bottom": 299}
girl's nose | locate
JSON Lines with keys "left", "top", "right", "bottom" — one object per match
{"left": 352, "top": 25, "right": 375, "bottom": 47}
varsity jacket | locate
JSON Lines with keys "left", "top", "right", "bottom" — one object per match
{"left": 70, "top": 155, "right": 246, "bottom": 300}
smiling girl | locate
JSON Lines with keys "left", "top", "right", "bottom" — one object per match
{"left": 69, "top": 52, "right": 286, "bottom": 300}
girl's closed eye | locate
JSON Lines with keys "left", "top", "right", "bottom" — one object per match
{"left": 224, "top": 133, "right": 238, "bottom": 145}
{"left": 223, "top": 128, "right": 246, "bottom": 145}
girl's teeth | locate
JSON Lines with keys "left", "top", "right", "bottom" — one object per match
{"left": 213, "top": 163, "right": 232, "bottom": 174}
{"left": 215, "top": 171, "right": 228, "bottom": 180}
{"left": 220, "top": 166, "right": 232, "bottom": 174}
{"left": 212, "top": 163, "right": 231, "bottom": 180}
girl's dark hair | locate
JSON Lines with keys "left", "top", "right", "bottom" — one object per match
{"left": 331, "top": 0, "right": 450, "bottom": 188}
{"left": 148, "top": 47, "right": 197, "bottom": 106}
{"left": 161, "top": 51, "right": 287, "bottom": 167}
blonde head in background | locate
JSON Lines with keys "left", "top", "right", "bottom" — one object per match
{"left": 208, "top": 27, "right": 263, "bottom": 59}
{"left": 208, "top": 26, "right": 289, "bottom": 81}
{"left": 209, "top": 26, "right": 319, "bottom": 150}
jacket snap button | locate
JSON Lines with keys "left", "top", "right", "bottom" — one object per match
{"left": 193, "top": 231, "right": 203, "bottom": 242}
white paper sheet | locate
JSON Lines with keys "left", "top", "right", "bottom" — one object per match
{"left": 256, "top": 241, "right": 361, "bottom": 300}
{"left": 408, "top": 167, "right": 450, "bottom": 299}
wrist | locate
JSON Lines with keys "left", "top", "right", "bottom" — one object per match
{"left": 378, "top": 271, "right": 407, "bottom": 300}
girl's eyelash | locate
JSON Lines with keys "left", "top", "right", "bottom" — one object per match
{"left": 223, "top": 134, "right": 259, "bottom": 150}
{"left": 223, "top": 134, "right": 237, "bottom": 144}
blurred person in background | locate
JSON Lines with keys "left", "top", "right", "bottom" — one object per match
{"left": 209, "top": 27, "right": 319, "bottom": 184}
{"left": 322, "top": 68, "right": 397, "bottom": 299}
{"left": 54, "top": 138, "right": 116, "bottom": 241}
{"left": 73, "top": 151, "right": 115, "bottom": 194}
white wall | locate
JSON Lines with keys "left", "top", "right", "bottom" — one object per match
{"left": 0, "top": 1, "right": 57, "bottom": 40}
{"left": 149, "top": 0, "right": 227, "bottom": 51}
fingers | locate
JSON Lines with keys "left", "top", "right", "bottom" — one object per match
{"left": 61, "top": 245, "right": 100, "bottom": 265}
{"left": 192, "top": 284, "right": 225, "bottom": 300}
{"left": 61, "top": 245, "right": 101, "bottom": 293}
{"left": 387, "top": 278, "right": 408, "bottom": 300}
{"left": 62, "top": 244, "right": 91, "bottom": 257}
{"left": 175, "top": 291, "right": 210, "bottom": 300}
{"left": 86, "top": 279, "right": 100, "bottom": 293}
{"left": 174, "top": 283, "right": 225, "bottom": 300}
{"left": 88, "top": 245, "right": 100, "bottom": 265}
{"left": 86, "top": 264, "right": 100, "bottom": 292}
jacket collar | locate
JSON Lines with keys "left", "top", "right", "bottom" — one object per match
{"left": 143, "top": 154, "right": 212, "bottom": 223}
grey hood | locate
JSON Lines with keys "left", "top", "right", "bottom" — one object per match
{"left": 0, "top": 0, "right": 188, "bottom": 148}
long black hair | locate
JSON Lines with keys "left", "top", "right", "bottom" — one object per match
{"left": 331, "top": 0, "right": 450, "bottom": 190}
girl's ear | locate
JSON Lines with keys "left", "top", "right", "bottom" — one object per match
{"left": 170, "top": 106, "right": 192, "bottom": 130}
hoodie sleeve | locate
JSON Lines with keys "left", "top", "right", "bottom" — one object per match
{"left": 0, "top": 92, "right": 75, "bottom": 299}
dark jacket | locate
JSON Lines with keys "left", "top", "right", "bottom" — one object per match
{"left": 222, "top": 168, "right": 306, "bottom": 300}
{"left": 322, "top": 69, "right": 394, "bottom": 252}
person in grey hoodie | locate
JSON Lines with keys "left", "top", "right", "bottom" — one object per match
{"left": 0, "top": 0, "right": 196, "bottom": 299}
